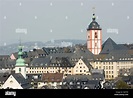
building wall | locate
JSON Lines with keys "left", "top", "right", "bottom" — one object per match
{"left": 2, "top": 75, "right": 23, "bottom": 89}
{"left": 87, "top": 30, "right": 102, "bottom": 55}
{"left": 73, "top": 59, "right": 90, "bottom": 75}
{"left": 15, "top": 66, "right": 26, "bottom": 79}
{"left": 90, "top": 60, "right": 133, "bottom": 80}
{"left": 26, "top": 66, "right": 73, "bottom": 75}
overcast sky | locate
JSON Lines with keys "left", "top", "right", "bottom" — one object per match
{"left": 0, "top": 0, "right": 132, "bottom": 45}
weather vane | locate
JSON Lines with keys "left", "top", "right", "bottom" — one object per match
{"left": 19, "top": 36, "right": 22, "bottom": 46}
{"left": 92, "top": 7, "right": 95, "bottom": 14}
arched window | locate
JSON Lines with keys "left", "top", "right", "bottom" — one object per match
{"left": 19, "top": 68, "right": 21, "bottom": 73}
{"left": 95, "top": 32, "right": 97, "bottom": 38}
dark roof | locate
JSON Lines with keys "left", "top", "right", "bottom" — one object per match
{"left": 104, "top": 50, "right": 131, "bottom": 61}
{"left": 82, "top": 58, "right": 93, "bottom": 69}
{"left": 0, "top": 55, "right": 10, "bottom": 60}
{"left": 30, "top": 57, "right": 51, "bottom": 67}
{"left": 65, "top": 75, "right": 92, "bottom": 81}
{"left": 0, "top": 59, "right": 16, "bottom": 69}
{"left": 48, "top": 52, "right": 73, "bottom": 59}
{"left": 70, "top": 49, "right": 95, "bottom": 60}
{"left": 41, "top": 73, "right": 64, "bottom": 82}
{"left": 30, "top": 56, "right": 74, "bottom": 68}
{"left": 91, "top": 69, "right": 104, "bottom": 74}
{"left": 50, "top": 57, "right": 73, "bottom": 67}
{"left": 0, "top": 73, "right": 10, "bottom": 83}
{"left": 12, "top": 73, "right": 32, "bottom": 89}
{"left": 91, "top": 73, "right": 105, "bottom": 81}
{"left": 100, "top": 37, "right": 128, "bottom": 54}
{"left": 100, "top": 37, "right": 118, "bottom": 54}
{"left": 26, "top": 74, "right": 42, "bottom": 82}
{"left": 87, "top": 14, "right": 101, "bottom": 30}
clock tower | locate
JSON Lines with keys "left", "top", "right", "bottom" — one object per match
{"left": 86, "top": 13, "right": 102, "bottom": 55}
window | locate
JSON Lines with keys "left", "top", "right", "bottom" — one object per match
{"left": 95, "top": 43, "right": 97, "bottom": 47}
{"left": 95, "top": 32, "right": 97, "bottom": 38}
{"left": 19, "top": 68, "right": 21, "bottom": 73}
{"left": 10, "top": 80, "right": 13, "bottom": 83}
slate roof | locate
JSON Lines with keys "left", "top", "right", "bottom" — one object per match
{"left": 91, "top": 73, "right": 105, "bottom": 81}
{"left": 65, "top": 75, "right": 92, "bottom": 81}
{"left": 63, "top": 75, "right": 101, "bottom": 89}
{"left": 83, "top": 80, "right": 101, "bottom": 89}
{"left": 0, "top": 73, "right": 10, "bottom": 84}
{"left": 30, "top": 57, "right": 51, "bottom": 67}
{"left": 104, "top": 50, "right": 131, "bottom": 61}
{"left": 12, "top": 73, "right": 32, "bottom": 89}
{"left": 87, "top": 14, "right": 101, "bottom": 30}
{"left": 0, "top": 59, "right": 16, "bottom": 69}
{"left": 70, "top": 49, "right": 95, "bottom": 60}
{"left": 50, "top": 57, "right": 73, "bottom": 67}
{"left": 91, "top": 69, "right": 104, "bottom": 74}
{"left": 0, "top": 55, "right": 10, "bottom": 60}
{"left": 100, "top": 37, "right": 128, "bottom": 54}
{"left": 30, "top": 56, "right": 74, "bottom": 67}
{"left": 42, "top": 47, "right": 75, "bottom": 54}
{"left": 48, "top": 53, "right": 73, "bottom": 59}
{"left": 82, "top": 58, "right": 93, "bottom": 69}
{"left": 26, "top": 74, "right": 42, "bottom": 82}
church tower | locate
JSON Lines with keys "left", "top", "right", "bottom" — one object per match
{"left": 86, "top": 13, "right": 102, "bottom": 55}
{"left": 15, "top": 43, "right": 26, "bottom": 79}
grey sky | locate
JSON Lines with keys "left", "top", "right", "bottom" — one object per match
{"left": 0, "top": 0, "right": 132, "bottom": 45}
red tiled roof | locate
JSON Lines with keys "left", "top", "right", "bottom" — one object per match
{"left": 41, "top": 73, "right": 64, "bottom": 82}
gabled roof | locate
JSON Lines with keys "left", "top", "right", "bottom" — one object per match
{"left": 0, "top": 59, "right": 16, "bottom": 69}
{"left": 11, "top": 73, "right": 32, "bottom": 89}
{"left": 30, "top": 57, "right": 51, "bottom": 66}
{"left": 50, "top": 57, "right": 73, "bottom": 67}
{"left": 100, "top": 37, "right": 128, "bottom": 54}
{"left": 0, "top": 55, "right": 10, "bottom": 60}
{"left": 100, "top": 37, "right": 118, "bottom": 54}
{"left": 104, "top": 49, "right": 131, "bottom": 61}
{"left": 81, "top": 58, "right": 93, "bottom": 69}
{"left": 0, "top": 73, "right": 10, "bottom": 83}
{"left": 71, "top": 49, "right": 94, "bottom": 60}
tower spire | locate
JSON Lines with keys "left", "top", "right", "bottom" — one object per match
{"left": 92, "top": 7, "right": 96, "bottom": 21}
{"left": 15, "top": 38, "right": 26, "bottom": 78}
{"left": 19, "top": 36, "right": 21, "bottom": 46}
